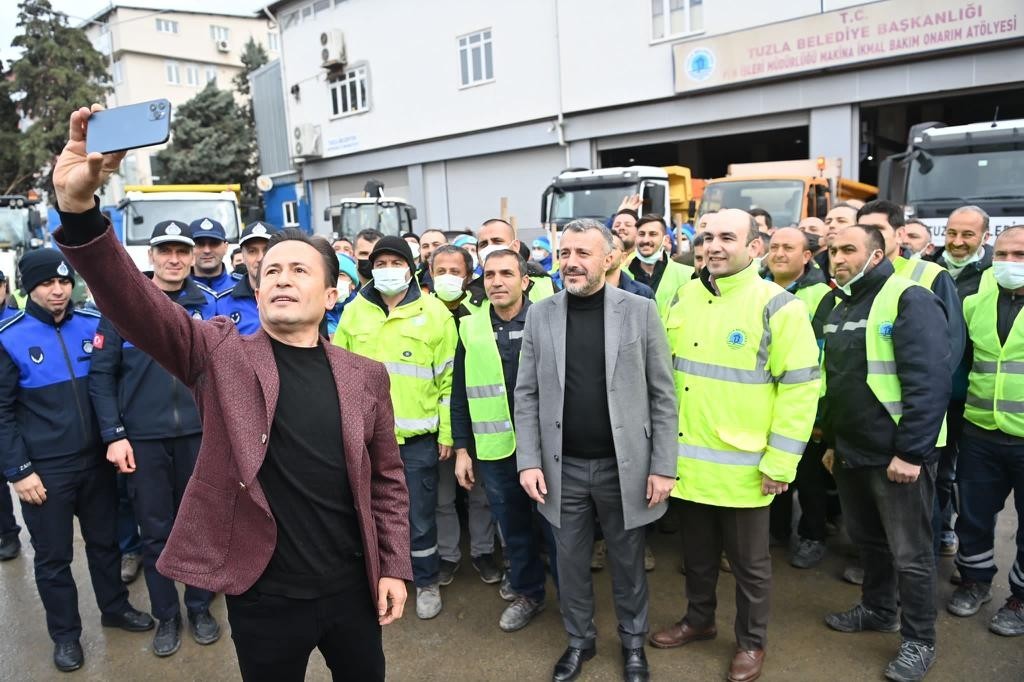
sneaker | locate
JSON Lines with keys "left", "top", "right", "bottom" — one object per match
{"left": 644, "top": 545, "right": 656, "bottom": 572}
{"left": 0, "top": 534, "right": 20, "bottom": 561}
{"left": 884, "top": 640, "right": 935, "bottom": 681}
{"left": 499, "top": 595, "right": 545, "bottom": 632}
{"left": 498, "top": 573, "right": 516, "bottom": 602}
{"left": 939, "top": 534, "right": 958, "bottom": 557}
{"left": 438, "top": 559, "right": 460, "bottom": 587}
{"left": 825, "top": 603, "right": 900, "bottom": 633}
{"left": 790, "top": 538, "right": 827, "bottom": 569}
{"left": 989, "top": 596, "right": 1024, "bottom": 636}
{"left": 946, "top": 581, "right": 992, "bottom": 617}
{"left": 120, "top": 552, "right": 142, "bottom": 584}
{"left": 472, "top": 553, "right": 503, "bottom": 584}
{"left": 188, "top": 609, "right": 221, "bottom": 645}
{"left": 152, "top": 615, "right": 181, "bottom": 657}
{"left": 591, "top": 539, "right": 606, "bottom": 571}
{"left": 842, "top": 565, "right": 865, "bottom": 585}
{"left": 416, "top": 584, "right": 442, "bottom": 619}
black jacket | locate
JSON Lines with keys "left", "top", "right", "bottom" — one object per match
{"left": 813, "top": 259, "right": 951, "bottom": 467}
{"left": 88, "top": 278, "right": 214, "bottom": 444}
{"left": 931, "top": 244, "right": 993, "bottom": 301}
{"left": 465, "top": 264, "right": 556, "bottom": 309}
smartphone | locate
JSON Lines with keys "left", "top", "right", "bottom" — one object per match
{"left": 86, "top": 99, "right": 172, "bottom": 154}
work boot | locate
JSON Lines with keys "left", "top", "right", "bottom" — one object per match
{"left": 438, "top": 559, "right": 459, "bottom": 587}
{"left": 53, "top": 640, "right": 84, "bottom": 672}
{"left": 120, "top": 552, "right": 142, "bottom": 584}
{"left": 152, "top": 615, "right": 181, "bottom": 657}
{"left": 0, "top": 534, "right": 20, "bottom": 561}
{"left": 989, "top": 596, "right": 1024, "bottom": 636}
{"left": 644, "top": 544, "right": 656, "bottom": 572}
{"left": 416, "top": 584, "right": 442, "bottom": 619}
{"left": 946, "top": 581, "right": 992, "bottom": 617}
{"left": 499, "top": 595, "right": 545, "bottom": 632}
{"left": 498, "top": 572, "right": 516, "bottom": 602}
{"left": 825, "top": 603, "right": 900, "bottom": 633}
{"left": 884, "top": 640, "right": 935, "bottom": 681}
{"left": 472, "top": 553, "right": 502, "bottom": 584}
{"left": 591, "top": 539, "right": 606, "bottom": 571}
{"left": 790, "top": 538, "right": 827, "bottom": 569}
{"left": 188, "top": 609, "right": 221, "bottom": 645}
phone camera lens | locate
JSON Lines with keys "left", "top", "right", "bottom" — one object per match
{"left": 158, "top": 102, "right": 166, "bottom": 110}
{"left": 149, "top": 103, "right": 156, "bottom": 111}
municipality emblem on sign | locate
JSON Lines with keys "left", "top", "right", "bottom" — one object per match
{"left": 56, "top": 261, "right": 69, "bottom": 277}
{"left": 686, "top": 48, "right": 715, "bottom": 81}
{"left": 726, "top": 329, "right": 747, "bottom": 348}
{"left": 201, "top": 219, "right": 213, "bottom": 229}
{"left": 166, "top": 223, "right": 182, "bottom": 235}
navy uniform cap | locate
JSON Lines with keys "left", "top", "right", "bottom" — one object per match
{"left": 189, "top": 217, "right": 227, "bottom": 242}
{"left": 150, "top": 220, "right": 195, "bottom": 247}
{"left": 239, "top": 221, "right": 280, "bottom": 246}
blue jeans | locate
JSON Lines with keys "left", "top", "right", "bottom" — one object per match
{"left": 400, "top": 434, "right": 440, "bottom": 588}
{"left": 116, "top": 472, "right": 141, "bottom": 556}
{"left": 477, "top": 454, "right": 557, "bottom": 601}
{"left": 955, "top": 428, "right": 1024, "bottom": 598}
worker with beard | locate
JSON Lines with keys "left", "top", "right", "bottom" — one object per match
{"left": 628, "top": 214, "right": 694, "bottom": 320}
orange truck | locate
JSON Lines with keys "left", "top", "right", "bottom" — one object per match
{"left": 697, "top": 157, "right": 877, "bottom": 227}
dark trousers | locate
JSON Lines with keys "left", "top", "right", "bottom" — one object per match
{"left": 400, "top": 434, "right": 440, "bottom": 587}
{"left": 0, "top": 473, "right": 20, "bottom": 539}
{"left": 933, "top": 401, "right": 965, "bottom": 554}
{"left": 834, "top": 461, "right": 937, "bottom": 645}
{"left": 127, "top": 435, "right": 214, "bottom": 620}
{"left": 955, "top": 431, "right": 1024, "bottom": 598}
{"left": 770, "top": 440, "right": 829, "bottom": 543}
{"left": 227, "top": 583, "right": 383, "bottom": 682}
{"left": 477, "top": 454, "right": 558, "bottom": 601}
{"left": 552, "top": 457, "right": 648, "bottom": 649}
{"left": 20, "top": 464, "right": 130, "bottom": 643}
{"left": 678, "top": 500, "right": 772, "bottom": 650}
{"left": 116, "top": 472, "right": 141, "bottom": 555}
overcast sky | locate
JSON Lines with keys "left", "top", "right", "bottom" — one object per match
{"left": 0, "top": 0, "right": 269, "bottom": 64}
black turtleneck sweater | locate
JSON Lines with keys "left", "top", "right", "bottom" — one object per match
{"left": 562, "top": 285, "right": 614, "bottom": 459}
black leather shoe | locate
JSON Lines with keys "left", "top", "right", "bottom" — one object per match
{"left": 0, "top": 534, "right": 20, "bottom": 561}
{"left": 152, "top": 614, "right": 181, "bottom": 657}
{"left": 101, "top": 605, "right": 155, "bottom": 632}
{"left": 623, "top": 646, "right": 650, "bottom": 682}
{"left": 188, "top": 609, "right": 221, "bottom": 645}
{"left": 53, "top": 640, "right": 83, "bottom": 672}
{"left": 553, "top": 645, "right": 596, "bottom": 681}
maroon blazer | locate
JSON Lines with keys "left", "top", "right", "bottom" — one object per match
{"left": 56, "top": 224, "right": 412, "bottom": 600}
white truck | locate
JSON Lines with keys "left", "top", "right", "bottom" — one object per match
{"left": 0, "top": 194, "right": 45, "bottom": 290}
{"left": 879, "top": 119, "right": 1024, "bottom": 245}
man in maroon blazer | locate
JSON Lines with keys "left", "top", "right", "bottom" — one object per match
{"left": 50, "top": 105, "right": 412, "bottom": 682}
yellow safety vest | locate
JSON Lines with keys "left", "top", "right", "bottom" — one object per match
{"left": 333, "top": 290, "right": 457, "bottom": 445}
{"left": 527, "top": 275, "right": 554, "bottom": 303}
{"left": 794, "top": 282, "right": 832, "bottom": 320}
{"left": 893, "top": 256, "right": 944, "bottom": 289}
{"left": 665, "top": 263, "right": 821, "bottom": 508}
{"left": 459, "top": 306, "right": 516, "bottom": 460}
{"left": 653, "top": 259, "right": 695, "bottom": 320}
{"left": 963, "top": 283, "right": 1024, "bottom": 437}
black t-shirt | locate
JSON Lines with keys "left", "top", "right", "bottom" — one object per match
{"left": 254, "top": 338, "right": 364, "bottom": 598}
{"left": 562, "top": 286, "right": 615, "bottom": 459}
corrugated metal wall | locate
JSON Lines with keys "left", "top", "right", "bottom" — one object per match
{"left": 250, "top": 60, "right": 291, "bottom": 176}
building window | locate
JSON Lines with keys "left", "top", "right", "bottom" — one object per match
{"left": 282, "top": 200, "right": 299, "bottom": 227}
{"left": 112, "top": 59, "right": 123, "bottom": 84}
{"left": 458, "top": 29, "right": 493, "bottom": 88}
{"left": 210, "top": 25, "right": 230, "bottom": 42}
{"left": 313, "top": 0, "right": 331, "bottom": 15}
{"left": 301, "top": 5, "right": 313, "bottom": 19}
{"left": 282, "top": 11, "right": 299, "bottom": 28}
{"left": 328, "top": 65, "right": 369, "bottom": 117}
{"left": 156, "top": 18, "right": 179, "bottom": 34}
{"left": 651, "top": 0, "right": 704, "bottom": 41}
{"left": 185, "top": 64, "right": 199, "bottom": 86}
{"left": 267, "top": 31, "right": 279, "bottom": 51}
{"left": 165, "top": 60, "right": 180, "bottom": 85}
{"left": 205, "top": 66, "right": 218, "bottom": 84}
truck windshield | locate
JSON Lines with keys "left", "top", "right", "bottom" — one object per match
{"left": 124, "top": 199, "right": 240, "bottom": 245}
{"left": 908, "top": 148, "right": 1024, "bottom": 202}
{"left": 699, "top": 180, "right": 804, "bottom": 228}
{"left": 550, "top": 185, "right": 632, "bottom": 222}
{"left": 0, "top": 209, "right": 27, "bottom": 248}
{"left": 338, "top": 205, "right": 402, "bottom": 239}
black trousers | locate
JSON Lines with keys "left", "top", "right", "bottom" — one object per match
{"left": 127, "top": 435, "right": 213, "bottom": 620}
{"left": 770, "top": 440, "right": 830, "bottom": 542}
{"left": 0, "top": 473, "right": 20, "bottom": 539}
{"left": 679, "top": 501, "right": 772, "bottom": 650}
{"left": 227, "top": 583, "right": 384, "bottom": 682}
{"left": 20, "top": 463, "right": 129, "bottom": 643}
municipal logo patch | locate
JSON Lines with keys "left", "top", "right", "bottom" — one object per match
{"left": 82, "top": 339, "right": 93, "bottom": 354}
{"left": 192, "top": 310, "right": 203, "bottom": 319}
{"left": 230, "top": 311, "right": 241, "bottom": 324}
{"left": 166, "top": 223, "right": 182, "bottom": 235}
{"left": 726, "top": 329, "right": 747, "bottom": 348}
{"left": 878, "top": 321, "right": 894, "bottom": 339}
{"left": 201, "top": 219, "right": 213, "bottom": 230}
{"left": 403, "top": 350, "right": 412, "bottom": 358}
{"left": 56, "top": 261, "right": 69, "bottom": 277}
{"left": 29, "top": 346, "right": 43, "bottom": 364}
{"left": 252, "top": 224, "right": 268, "bottom": 236}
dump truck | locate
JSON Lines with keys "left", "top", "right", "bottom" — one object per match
{"left": 697, "top": 157, "right": 877, "bottom": 227}
{"left": 323, "top": 179, "right": 418, "bottom": 240}
{"left": 879, "top": 119, "right": 1024, "bottom": 245}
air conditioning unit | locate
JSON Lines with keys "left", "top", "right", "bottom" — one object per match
{"left": 319, "top": 30, "right": 346, "bottom": 69}
{"left": 293, "top": 123, "right": 321, "bottom": 158}
{"left": 216, "top": 39, "right": 230, "bottom": 53}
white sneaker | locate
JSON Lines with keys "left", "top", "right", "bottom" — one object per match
{"left": 416, "top": 584, "right": 442, "bottom": 620}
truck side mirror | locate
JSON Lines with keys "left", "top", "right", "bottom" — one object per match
{"left": 323, "top": 207, "right": 331, "bottom": 221}
{"left": 132, "top": 215, "right": 144, "bottom": 224}
{"left": 408, "top": 207, "right": 417, "bottom": 220}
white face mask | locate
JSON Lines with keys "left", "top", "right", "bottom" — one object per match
{"left": 372, "top": 267, "right": 410, "bottom": 296}
{"left": 839, "top": 250, "right": 882, "bottom": 296}
{"left": 635, "top": 247, "right": 664, "bottom": 265}
{"left": 337, "top": 276, "right": 354, "bottom": 298}
{"left": 944, "top": 246, "right": 982, "bottom": 269}
{"left": 993, "top": 261, "right": 1024, "bottom": 291}
{"left": 531, "top": 249, "right": 548, "bottom": 262}
{"left": 478, "top": 244, "right": 511, "bottom": 265}
{"left": 433, "top": 273, "right": 466, "bottom": 302}
{"left": 408, "top": 243, "right": 421, "bottom": 260}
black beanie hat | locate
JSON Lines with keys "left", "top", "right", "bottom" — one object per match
{"left": 369, "top": 236, "right": 415, "bottom": 272}
{"left": 19, "top": 249, "right": 75, "bottom": 293}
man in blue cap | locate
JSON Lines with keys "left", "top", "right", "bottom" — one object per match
{"left": 189, "top": 217, "right": 234, "bottom": 295}
{"left": 327, "top": 252, "right": 359, "bottom": 338}
{"left": 0, "top": 248, "right": 154, "bottom": 672}
{"left": 216, "top": 221, "right": 281, "bottom": 335}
